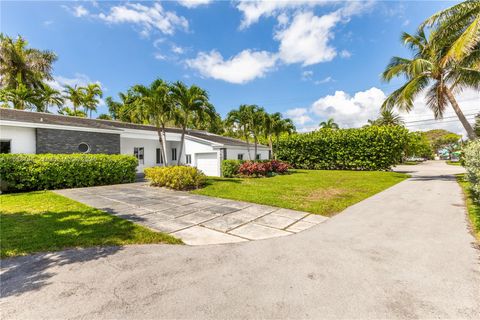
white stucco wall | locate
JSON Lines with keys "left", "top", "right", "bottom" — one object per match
{"left": 226, "top": 147, "right": 270, "bottom": 161}
{"left": 0, "top": 125, "right": 36, "bottom": 153}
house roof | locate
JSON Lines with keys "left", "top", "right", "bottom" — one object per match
{"left": 0, "top": 108, "right": 268, "bottom": 148}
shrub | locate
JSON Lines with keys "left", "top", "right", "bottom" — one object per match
{"left": 463, "top": 140, "right": 480, "bottom": 204}
{"left": 0, "top": 154, "right": 138, "bottom": 192}
{"left": 145, "top": 166, "right": 206, "bottom": 190}
{"left": 275, "top": 126, "right": 409, "bottom": 170}
{"left": 236, "top": 160, "right": 290, "bottom": 177}
{"left": 222, "top": 160, "right": 244, "bottom": 178}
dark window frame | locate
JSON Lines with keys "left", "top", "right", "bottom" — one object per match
{"left": 134, "top": 147, "right": 145, "bottom": 164}
{"left": 0, "top": 140, "right": 11, "bottom": 154}
{"left": 237, "top": 154, "right": 244, "bottom": 160}
{"left": 186, "top": 154, "right": 192, "bottom": 164}
{"left": 256, "top": 154, "right": 261, "bottom": 160}
{"left": 171, "top": 148, "right": 177, "bottom": 161}
{"left": 156, "top": 148, "right": 163, "bottom": 164}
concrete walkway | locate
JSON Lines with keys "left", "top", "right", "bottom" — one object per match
{"left": 1, "top": 161, "right": 479, "bottom": 319}
{"left": 54, "top": 184, "right": 327, "bottom": 245}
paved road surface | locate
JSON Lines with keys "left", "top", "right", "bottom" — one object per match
{"left": 1, "top": 161, "right": 479, "bottom": 319}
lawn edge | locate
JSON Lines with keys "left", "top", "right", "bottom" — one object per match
{"left": 455, "top": 174, "right": 480, "bottom": 242}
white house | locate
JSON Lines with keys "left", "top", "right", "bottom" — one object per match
{"left": 0, "top": 109, "right": 270, "bottom": 176}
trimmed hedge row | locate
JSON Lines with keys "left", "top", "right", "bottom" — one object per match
{"left": 144, "top": 166, "right": 205, "bottom": 190}
{"left": 463, "top": 140, "right": 480, "bottom": 204}
{"left": 275, "top": 126, "right": 409, "bottom": 170}
{"left": 0, "top": 154, "right": 138, "bottom": 192}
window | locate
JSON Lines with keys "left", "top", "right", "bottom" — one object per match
{"left": 171, "top": 148, "right": 177, "bottom": 161}
{"left": 237, "top": 154, "right": 244, "bottom": 160}
{"left": 156, "top": 148, "right": 163, "bottom": 164}
{"left": 186, "top": 154, "right": 192, "bottom": 164}
{"left": 134, "top": 147, "right": 144, "bottom": 164}
{"left": 256, "top": 154, "right": 261, "bottom": 160}
{"left": 78, "top": 142, "right": 90, "bottom": 153}
{"left": 0, "top": 140, "right": 11, "bottom": 154}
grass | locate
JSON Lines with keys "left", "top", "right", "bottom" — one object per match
{"left": 0, "top": 191, "right": 182, "bottom": 258}
{"left": 456, "top": 174, "right": 480, "bottom": 241}
{"left": 446, "top": 160, "right": 462, "bottom": 166}
{"left": 192, "top": 170, "right": 408, "bottom": 216}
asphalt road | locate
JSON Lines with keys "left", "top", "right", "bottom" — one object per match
{"left": 1, "top": 161, "right": 479, "bottom": 319}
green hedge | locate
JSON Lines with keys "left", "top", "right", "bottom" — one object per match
{"left": 463, "top": 140, "right": 480, "bottom": 204}
{"left": 222, "top": 160, "right": 244, "bottom": 178}
{"left": 275, "top": 126, "right": 409, "bottom": 170}
{"left": 0, "top": 154, "right": 138, "bottom": 192}
{"left": 144, "top": 166, "right": 205, "bottom": 190}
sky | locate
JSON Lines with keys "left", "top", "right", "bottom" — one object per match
{"left": 2, "top": 0, "right": 479, "bottom": 136}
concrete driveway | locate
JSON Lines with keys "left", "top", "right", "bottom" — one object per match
{"left": 1, "top": 161, "right": 479, "bottom": 319}
{"left": 54, "top": 184, "right": 327, "bottom": 245}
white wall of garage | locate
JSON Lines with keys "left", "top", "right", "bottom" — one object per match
{"left": 226, "top": 147, "right": 270, "bottom": 161}
{"left": 0, "top": 125, "right": 36, "bottom": 153}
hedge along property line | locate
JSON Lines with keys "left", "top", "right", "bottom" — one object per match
{"left": 275, "top": 126, "right": 409, "bottom": 170}
{"left": 463, "top": 139, "right": 480, "bottom": 204}
{"left": 0, "top": 154, "right": 138, "bottom": 192}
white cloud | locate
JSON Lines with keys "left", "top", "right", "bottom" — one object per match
{"left": 186, "top": 49, "right": 277, "bottom": 84}
{"left": 301, "top": 70, "right": 313, "bottom": 81}
{"left": 178, "top": 0, "right": 212, "bottom": 8}
{"left": 314, "top": 76, "right": 333, "bottom": 85}
{"left": 171, "top": 44, "right": 185, "bottom": 54}
{"left": 236, "top": 0, "right": 326, "bottom": 29}
{"left": 310, "top": 87, "right": 386, "bottom": 128}
{"left": 284, "top": 108, "right": 313, "bottom": 125}
{"left": 97, "top": 3, "right": 188, "bottom": 36}
{"left": 73, "top": 5, "right": 89, "bottom": 17}
{"left": 275, "top": 11, "right": 340, "bottom": 65}
{"left": 340, "top": 50, "right": 351, "bottom": 58}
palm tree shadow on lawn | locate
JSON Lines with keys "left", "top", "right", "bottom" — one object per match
{"left": 0, "top": 208, "right": 163, "bottom": 298}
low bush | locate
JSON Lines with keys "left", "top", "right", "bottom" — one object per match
{"left": 0, "top": 154, "right": 138, "bottom": 192}
{"left": 236, "top": 160, "right": 290, "bottom": 177}
{"left": 222, "top": 160, "right": 244, "bottom": 178}
{"left": 463, "top": 140, "right": 480, "bottom": 204}
{"left": 275, "top": 126, "right": 409, "bottom": 170}
{"left": 145, "top": 166, "right": 206, "bottom": 190}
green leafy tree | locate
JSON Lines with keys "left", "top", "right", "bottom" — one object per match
{"left": 133, "top": 79, "right": 174, "bottom": 166}
{"left": 404, "top": 132, "right": 434, "bottom": 160}
{"left": 105, "top": 91, "right": 141, "bottom": 123}
{"left": 382, "top": 29, "right": 478, "bottom": 139}
{"left": 97, "top": 113, "right": 112, "bottom": 120}
{"left": 170, "top": 81, "right": 212, "bottom": 165}
{"left": 0, "top": 81, "right": 39, "bottom": 110}
{"left": 0, "top": 34, "right": 56, "bottom": 90}
{"left": 424, "top": 129, "right": 462, "bottom": 157}
{"left": 475, "top": 113, "right": 480, "bottom": 136}
{"left": 319, "top": 118, "right": 339, "bottom": 129}
{"left": 264, "top": 112, "right": 296, "bottom": 159}
{"left": 226, "top": 105, "right": 253, "bottom": 159}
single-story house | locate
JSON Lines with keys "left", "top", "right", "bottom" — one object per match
{"left": 0, "top": 109, "right": 270, "bottom": 176}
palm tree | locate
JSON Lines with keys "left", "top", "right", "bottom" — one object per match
{"left": 374, "top": 109, "right": 404, "bottom": 126}
{"left": 420, "top": 1, "right": 480, "bottom": 65}
{"left": 248, "top": 105, "right": 266, "bottom": 159}
{"left": 382, "top": 30, "right": 478, "bottom": 139}
{"left": 0, "top": 34, "right": 57, "bottom": 90}
{"left": 37, "top": 84, "right": 63, "bottom": 113}
{"left": 62, "top": 85, "right": 85, "bottom": 115}
{"left": 264, "top": 112, "right": 296, "bottom": 159}
{"left": 83, "top": 83, "right": 102, "bottom": 118}
{"left": 170, "top": 81, "right": 212, "bottom": 165}
{"left": 319, "top": 118, "right": 339, "bottom": 129}
{"left": 0, "top": 81, "right": 39, "bottom": 110}
{"left": 226, "top": 105, "right": 253, "bottom": 160}
{"left": 133, "top": 79, "right": 174, "bottom": 166}
{"left": 475, "top": 113, "right": 480, "bottom": 136}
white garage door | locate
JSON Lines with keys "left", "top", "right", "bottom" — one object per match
{"left": 195, "top": 153, "right": 219, "bottom": 176}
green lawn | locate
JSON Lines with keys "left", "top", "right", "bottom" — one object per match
{"left": 193, "top": 170, "right": 408, "bottom": 216}
{"left": 456, "top": 174, "right": 480, "bottom": 241}
{"left": 446, "top": 160, "right": 462, "bottom": 166}
{"left": 0, "top": 191, "right": 182, "bottom": 258}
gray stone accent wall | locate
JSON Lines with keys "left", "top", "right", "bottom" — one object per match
{"left": 36, "top": 128, "right": 120, "bottom": 154}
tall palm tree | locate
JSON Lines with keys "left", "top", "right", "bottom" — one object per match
{"left": 248, "top": 105, "right": 266, "bottom": 159}
{"left": 420, "top": 1, "right": 480, "bottom": 65}
{"left": 374, "top": 109, "right": 404, "bottom": 126}
{"left": 170, "top": 81, "right": 211, "bottom": 165}
{"left": 226, "top": 105, "right": 253, "bottom": 160}
{"left": 133, "top": 79, "right": 174, "bottom": 166}
{"left": 62, "top": 85, "right": 85, "bottom": 114}
{"left": 0, "top": 34, "right": 57, "bottom": 90}
{"left": 319, "top": 118, "right": 339, "bottom": 129}
{"left": 105, "top": 91, "right": 141, "bottom": 123}
{"left": 264, "top": 112, "right": 296, "bottom": 159}
{"left": 37, "top": 83, "right": 63, "bottom": 113}
{"left": 382, "top": 30, "right": 478, "bottom": 139}
{"left": 83, "top": 83, "right": 102, "bottom": 118}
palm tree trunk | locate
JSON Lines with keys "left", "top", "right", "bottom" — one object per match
{"left": 254, "top": 136, "right": 258, "bottom": 161}
{"left": 157, "top": 127, "right": 166, "bottom": 167}
{"left": 178, "top": 125, "right": 186, "bottom": 166}
{"left": 161, "top": 123, "right": 168, "bottom": 166}
{"left": 244, "top": 132, "right": 251, "bottom": 160}
{"left": 268, "top": 136, "right": 273, "bottom": 160}
{"left": 445, "top": 87, "right": 477, "bottom": 140}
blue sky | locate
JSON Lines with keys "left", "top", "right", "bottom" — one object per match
{"left": 3, "top": 0, "right": 478, "bottom": 134}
